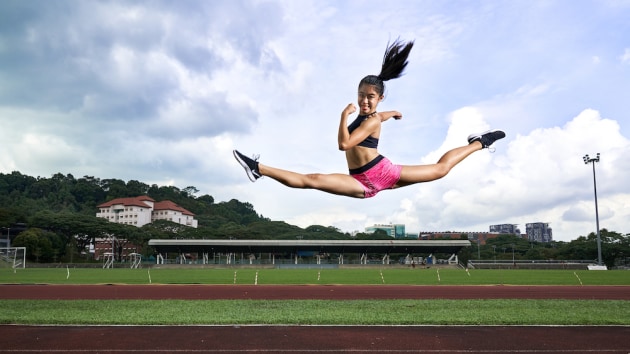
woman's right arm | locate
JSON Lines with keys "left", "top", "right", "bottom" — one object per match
{"left": 337, "top": 103, "right": 355, "bottom": 150}
{"left": 338, "top": 103, "right": 379, "bottom": 151}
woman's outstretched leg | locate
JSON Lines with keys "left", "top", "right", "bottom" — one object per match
{"left": 233, "top": 150, "right": 365, "bottom": 198}
{"left": 396, "top": 130, "right": 505, "bottom": 187}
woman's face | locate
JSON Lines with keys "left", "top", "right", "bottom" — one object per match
{"left": 357, "top": 84, "right": 383, "bottom": 115}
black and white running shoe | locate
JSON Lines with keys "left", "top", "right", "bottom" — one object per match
{"left": 233, "top": 150, "right": 262, "bottom": 182}
{"left": 467, "top": 130, "right": 506, "bottom": 149}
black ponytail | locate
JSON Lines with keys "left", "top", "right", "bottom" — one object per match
{"left": 379, "top": 38, "right": 414, "bottom": 81}
{"left": 359, "top": 38, "right": 414, "bottom": 96}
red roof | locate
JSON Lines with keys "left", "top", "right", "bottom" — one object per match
{"left": 97, "top": 196, "right": 155, "bottom": 208}
{"left": 153, "top": 200, "right": 195, "bottom": 216}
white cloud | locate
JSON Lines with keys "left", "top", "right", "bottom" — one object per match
{"left": 275, "top": 108, "right": 628, "bottom": 241}
{"left": 1, "top": 0, "right": 629, "bottom": 242}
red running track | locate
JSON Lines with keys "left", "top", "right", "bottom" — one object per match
{"left": 1, "top": 284, "right": 629, "bottom": 353}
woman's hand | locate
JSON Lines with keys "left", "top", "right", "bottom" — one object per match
{"left": 342, "top": 103, "right": 357, "bottom": 117}
{"left": 378, "top": 110, "right": 403, "bottom": 122}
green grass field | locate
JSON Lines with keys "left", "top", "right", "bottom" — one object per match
{"left": 2, "top": 299, "right": 628, "bottom": 325}
{"left": 1, "top": 267, "right": 628, "bottom": 325}
{"left": 2, "top": 267, "right": 629, "bottom": 285}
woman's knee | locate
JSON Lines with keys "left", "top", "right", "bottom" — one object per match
{"left": 435, "top": 164, "right": 451, "bottom": 179}
{"left": 303, "top": 173, "right": 324, "bottom": 188}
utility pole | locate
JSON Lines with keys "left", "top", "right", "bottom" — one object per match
{"left": 583, "top": 153, "right": 603, "bottom": 266}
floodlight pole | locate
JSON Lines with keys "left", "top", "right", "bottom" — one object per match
{"left": 477, "top": 238, "right": 481, "bottom": 260}
{"left": 583, "top": 153, "right": 603, "bottom": 266}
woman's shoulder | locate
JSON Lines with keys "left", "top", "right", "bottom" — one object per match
{"left": 350, "top": 114, "right": 380, "bottom": 131}
{"left": 363, "top": 114, "right": 382, "bottom": 128}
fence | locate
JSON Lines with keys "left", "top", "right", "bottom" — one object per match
{"left": 468, "top": 259, "right": 593, "bottom": 270}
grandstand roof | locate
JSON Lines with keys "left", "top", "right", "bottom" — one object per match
{"left": 148, "top": 239, "right": 471, "bottom": 254}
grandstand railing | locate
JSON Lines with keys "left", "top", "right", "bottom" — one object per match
{"left": 468, "top": 259, "right": 594, "bottom": 270}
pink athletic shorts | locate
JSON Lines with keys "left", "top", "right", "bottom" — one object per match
{"left": 350, "top": 155, "right": 402, "bottom": 198}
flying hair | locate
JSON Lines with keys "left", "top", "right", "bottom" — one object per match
{"left": 378, "top": 38, "right": 414, "bottom": 81}
{"left": 359, "top": 38, "right": 414, "bottom": 96}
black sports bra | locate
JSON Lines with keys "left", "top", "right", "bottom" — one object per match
{"left": 347, "top": 114, "right": 379, "bottom": 148}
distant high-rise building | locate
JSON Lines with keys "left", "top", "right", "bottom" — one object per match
{"left": 489, "top": 224, "right": 521, "bottom": 235}
{"left": 525, "top": 222, "right": 553, "bottom": 242}
{"left": 365, "top": 224, "right": 406, "bottom": 238}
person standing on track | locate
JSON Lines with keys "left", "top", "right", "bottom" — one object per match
{"left": 233, "top": 39, "right": 505, "bottom": 199}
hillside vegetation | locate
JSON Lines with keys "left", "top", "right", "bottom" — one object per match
{"left": 0, "top": 171, "right": 628, "bottom": 266}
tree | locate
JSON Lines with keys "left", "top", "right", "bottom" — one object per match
{"left": 356, "top": 229, "right": 392, "bottom": 240}
{"left": 29, "top": 211, "right": 133, "bottom": 260}
{"left": 101, "top": 179, "right": 129, "bottom": 199}
{"left": 0, "top": 171, "right": 37, "bottom": 194}
{"left": 598, "top": 229, "right": 629, "bottom": 267}
{"left": 71, "top": 176, "right": 107, "bottom": 210}
{"left": 12, "top": 228, "right": 61, "bottom": 262}
{"left": 246, "top": 221, "right": 304, "bottom": 240}
{"left": 217, "top": 222, "right": 249, "bottom": 239}
{"left": 0, "top": 208, "right": 21, "bottom": 227}
{"left": 197, "top": 194, "right": 214, "bottom": 205}
{"left": 302, "top": 225, "right": 347, "bottom": 240}
{"left": 126, "top": 180, "right": 150, "bottom": 196}
{"left": 182, "top": 186, "right": 199, "bottom": 198}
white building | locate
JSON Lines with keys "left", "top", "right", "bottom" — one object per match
{"left": 96, "top": 196, "right": 198, "bottom": 228}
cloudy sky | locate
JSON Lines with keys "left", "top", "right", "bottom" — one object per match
{"left": 1, "top": 0, "right": 628, "bottom": 241}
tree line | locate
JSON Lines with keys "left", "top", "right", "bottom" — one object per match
{"left": 0, "top": 171, "right": 628, "bottom": 267}
{"left": 0, "top": 171, "right": 353, "bottom": 263}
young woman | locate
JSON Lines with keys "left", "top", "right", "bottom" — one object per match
{"left": 233, "top": 39, "right": 505, "bottom": 199}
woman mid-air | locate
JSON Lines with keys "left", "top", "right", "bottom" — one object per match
{"left": 233, "top": 39, "right": 505, "bottom": 199}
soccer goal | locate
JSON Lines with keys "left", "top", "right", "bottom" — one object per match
{"left": 0, "top": 247, "right": 26, "bottom": 269}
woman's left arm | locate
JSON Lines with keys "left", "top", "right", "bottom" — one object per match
{"left": 378, "top": 110, "right": 403, "bottom": 122}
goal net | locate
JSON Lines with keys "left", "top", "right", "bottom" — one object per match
{"left": 0, "top": 247, "right": 26, "bottom": 269}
